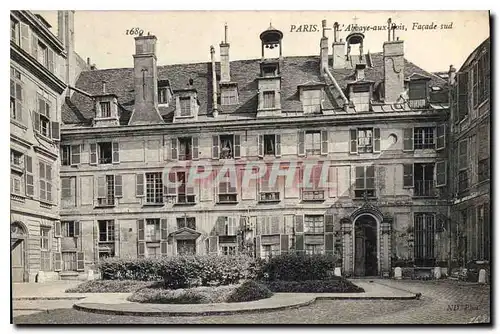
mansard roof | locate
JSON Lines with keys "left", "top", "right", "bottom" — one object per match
{"left": 62, "top": 52, "right": 447, "bottom": 125}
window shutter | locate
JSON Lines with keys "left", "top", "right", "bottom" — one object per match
{"left": 114, "top": 175, "right": 123, "bottom": 198}
{"left": 160, "top": 241, "right": 168, "bottom": 257}
{"left": 192, "top": 137, "right": 199, "bottom": 160}
{"left": 271, "top": 216, "right": 282, "bottom": 234}
{"left": 258, "top": 135, "right": 264, "bottom": 158}
{"left": 212, "top": 135, "right": 219, "bottom": 159}
{"left": 296, "top": 234, "right": 304, "bottom": 252}
{"left": 325, "top": 214, "right": 334, "bottom": 233}
{"left": 137, "top": 219, "right": 145, "bottom": 242}
{"left": 136, "top": 173, "right": 144, "bottom": 197}
{"left": 280, "top": 234, "right": 289, "bottom": 254}
{"left": 71, "top": 145, "right": 81, "bottom": 165}
{"left": 166, "top": 172, "right": 177, "bottom": 196}
{"left": 20, "top": 22, "right": 29, "bottom": 52}
{"left": 209, "top": 236, "right": 219, "bottom": 255}
{"left": 436, "top": 161, "right": 447, "bottom": 187}
{"left": 355, "top": 166, "right": 365, "bottom": 189}
{"left": 25, "top": 156, "right": 34, "bottom": 196}
{"left": 275, "top": 134, "right": 281, "bottom": 157}
{"left": 321, "top": 130, "right": 328, "bottom": 155}
{"left": 34, "top": 111, "right": 40, "bottom": 133}
{"left": 403, "top": 128, "right": 414, "bottom": 152}
{"left": 403, "top": 164, "right": 414, "bottom": 188}
{"left": 457, "top": 72, "right": 469, "bottom": 121}
{"left": 112, "top": 142, "right": 120, "bottom": 163}
{"left": 90, "top": 143, "right": 97, "bottom": 165}
{"left": 295, "top": 214, "right": 304, "bottom": 233}
{"left": 255, "top": 235, "right": 261, "bottom": 258}
{"left": 138, "top": 241, "right": 145, "bottom": 257}
{"left": 216, "top": 217, "right": 226, "bottom": 236}
{"left": 349, "top": 129, "right": 358, "bottom": 154}
{"left": 51, "top": 121, "right": 60, "bottom": 141}
{"left": 234, "top": 135, "right": 241, "bottom": 158}
{"left": 16, "top": 84, "right": 23, "bottom": 123}
{"left": 373, "top": 128, "right": 381, "bottom": 153}
{"left": 54, "top": 221, "right": 62, "bottom": 237}
{"left": 298, "top": 131, "right": 305, "bottom": 156}
{"left": 160, "top": 218, "right": 169, "bottom": 241}
{"left": 171, "top": 138, "right": 178, "bottom": 160}
{"left": 97, "top": 176, "right": 106, "bottom": 199}
{"left": 325, "top": 234, "right": 334, "bottom": 255}
{"left": 48, "top": 49, "right": 55, "bottom": 72}
{"left": 76, "top": 252, "right": 85, "bottom": 271}
{"left": 53, "top": 253, "right": 62, "bottom": 272}
{"left": 436, "top": 124, "right": 446, "bottom": 151}
{"left": 366, "top": 166, "right": 375, "bottom": 190}
{"left": 31, "top": 34, "right": 38, "bottom": 58}
{"left": 74, "top": 221, "right": 81, "bottom": 237}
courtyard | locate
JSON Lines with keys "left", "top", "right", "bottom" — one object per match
{"left": 12, "top": 279, "right": 490, "bottom": 324}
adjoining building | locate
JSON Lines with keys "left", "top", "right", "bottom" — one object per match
{"left": 448, "top": 38, "right": 490, "bottom": 267}
{"left": 54, "top": 19, "right": 458, "bottom": 280}
{"left": 10, "top": 10, "right": 89, "bottom": 282}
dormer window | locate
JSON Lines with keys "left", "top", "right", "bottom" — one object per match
{"left": 262, "top": 65, "right": 278, "bottom": 77}
{"left": 158, "top": 80, "right": 172, "bottom": 105}
{"left": 100, "top": 102, "right": 111, "bottom": 118}
{"left": 179, "top": 97, "right": 191, "bottom": 116}
{"left": 350, "top": 83, "right": 371, "bottom": 112}
{"left": 302, "top": 89, "right": 322, "bottom": 114}
{"left": 408, "top": 80, "right": 428, "bottom": 108}
{"left": 221, "top": 86, "right": 238, "bottom": 105}
{"left": 263, "top": 91, "right": 275, "bottom": 109}
{"left": 174, "top": 89, "right": 198, "bottom": 120}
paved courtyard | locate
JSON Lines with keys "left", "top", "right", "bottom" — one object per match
{"left": 12, "top": 279, "right": 490, "bottom": 324}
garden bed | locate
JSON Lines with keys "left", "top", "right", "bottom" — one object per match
{"left": 262, "top": 278, "right": 364, "bottom": 293}
{"left": 65, "top": 280, "right": 162, "bottom": 293}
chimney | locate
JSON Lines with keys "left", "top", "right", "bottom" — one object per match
{"left": 58, "top": 11, "right": 75, "bottom": 95}
{"left": 448, "top": 65, "right": 457, "bottom": 86}
{"left": 383, "top": 23, "right": 405, "bottom": 103}
{"left": 332, "top": 22, "right": 345, "bottom": 69}
{"left": 220, "top": 23, "right": 230, "bottom": 83}
{"left": 355, "top": 63, "right": 366, "bottom": 81}
{"left": 128, "top": 35, "right": 164, "bottom": 125}
{"left": 211, "top": 46, "right": 218, "bottom": 117}
{"left": 320, "top": 20, "right": 329, "bottom": 73}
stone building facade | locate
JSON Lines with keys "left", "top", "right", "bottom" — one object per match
{"left": 448, "top": 38, "right": 491, "bottom": 267}
{"left": 55, "top": 20, "right": 458, "bottom": 280}
{"left": 10, "top": 10, "right": 89, "bottom": 282}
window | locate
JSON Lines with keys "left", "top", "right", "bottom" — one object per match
{"left": 37, "top": 41, "right": 48, "bottom": 67}
{"left": 414, "top": 127, "right": 434, "bottom": 149}
{"left": 262, "top": 244, "right": 280, "bottom": 258}
{"left": 98, "top": 142, "right": 112, "bottom": 164}
{"left": 61, "top": 176, "right": 76, "bottom": 208}
{"left": 40, "top": 228, "right": 51, "bottom": 271}
{"left": 224, "top": 217, "right": 237, "bottom": 235}
{"left": 177, "top": 240, "right": 196, "bottom": 256}
{"left": 10, "top": 69, "right": 23, "bottom": 122}
{"left": 178, "top": 137, "right": 192, "bottom": 161}
{"left": 146, "top": 172, "right": 163, "bottom": 204}
{"left": 350, "top": 84, "right": 371, "bottom": 112}
{"left": 262, "top": 65, "right": 278, "bottom": 77}
{"left": 305, "top": 244, "right": 324, "bottom": 255}
{"left": 259, "top": 166, "right": 280, "bottom": 202}
{"left": 100, "top": 102, "right": 111, "bottom": 118}
{"left": 36, "top": 94, "right": 51, "bottom": 137}
{"left": 179, "top": 97, "right": 191, "bottom": 116}
{"left": 96, "top": 175, "right": 115, "bottom": 206}
{"left": 304, "top": 215, "right": 324, "bottom": 234}
{"left": 61, "top": 145, "right": 71, "bottom": 166}
{"left": 472, "top": 62, "right": 479, "bottom": 107}
{"left": 408, "top": 81, "right": 428, "bottom": 108}
{"left": 263, "top": 91, "right": 275, "bottom": 109}
{"left": 11, "top": 174, "right": 22, "bottom": 196}
{"left": 146, "top": 246, "right": 160, "bottom": 258}
{"left": 11, "top": 18, "right": 19, "bottom": 43}
{"left": 221, "top": 87, "right": 238, "bottom": 105}
{"left": 302, "top": 165, "right": 325, "bottom": 201}
{"left": 98, "top": 220, "right": 115, "bottom": 242}
{"left": 302, "top": 89, "right": 321, "bottom": 113}
{"left": 478, "top": 49, "right": 490, "bottom": 103}
{"left": 39, "top": 161, "right": 52, "bottom": 203}
{"left": 176, "top": 171, "right": 195, "bottom": 204}
{"left": 355, "top": 166, "right": 375, "bottom": 198}
{"left": 176, "top": 217, "right": 196, "bottom": 230}
{"left": 357, "top": 128, "right": 373, "bottom": 153}
{"left": 219, "top": 135, "right": 235, "bottom": 159}
{"left": 414, "top": 213, "right": 436, "bottom": 266}
{"left": 62, "top": 252, "right": 77, "bottom": 271}
{"left": 62, "top": 221, "right": 76, "bottom": 237}
{"left": 218, "top": 173, "right": 238, "bottom": 203}
{"left": 457, "top": 72, "right": 469, "bottom": 123}
{"left": 305, "top": 131, "right": 321, "bottom": 155}
{"left": 221, "top": 245, "right": 236, "bottom": 255}
{"left": 145, "top": 219, "right": 160, "bottom": 242}
{"left": 11, "top": 150, "right": 23, "bottom": 170}
{"left": 40, "top": 227, "right": 50, "bottom": 250}
{"left": 478, "top": 158, "right": 490, "bottom": 182}
{"left": 458, "top": 170, "right": 469, "bottom": 193}
{"left": 158, "top": 87, "right": 170, "bottom": 104}
{"left": 458, "top": 139, "right": 468, "bottom": 171}
{"left": 264, "top": 135, "right": 276, "bottom": 156}
{"left": 413, "top": 163, "right": 435, "bottom": 197}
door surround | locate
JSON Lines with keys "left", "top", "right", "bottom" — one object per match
{"left": 352, "top": 213, "right": 381, "bottom": 276}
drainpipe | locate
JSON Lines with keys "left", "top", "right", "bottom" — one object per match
{"left": 323, "top": 67, "right": 349, "bottom": 109}
{"left": 210, "top": 45, "right": 218, "bottom": 117}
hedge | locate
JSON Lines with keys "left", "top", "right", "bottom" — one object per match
{"left": 226, "top": 281, "right": 273, "bottom": 303}
{"left": 99, "top": 255, "right": 258, "bottom": 289}
{"left": 256, "top": 253, "right": 337, "bottom": 282}
{"left": 263, "top": 279, "right": 364, "bottom": 293}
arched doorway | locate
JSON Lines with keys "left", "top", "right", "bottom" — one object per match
{"left": 11, "top": 222, "right": 27, "bottom": 282}
{"left": 353, "top": 214, "right": 379, "bottom": 277}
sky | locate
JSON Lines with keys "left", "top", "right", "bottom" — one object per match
{"left": 34, "top": 10, "right": 490, "bottom": 73}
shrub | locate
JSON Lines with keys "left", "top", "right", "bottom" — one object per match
{"left": 263, "top": 279, "right": 364, "bottom": 293}
{"left": 65, "top": 280, "right": 159, "bottom": 293}
{"left": 226, "top": 280, "right": 273, "bottom": 303}
{"left": 128, "top": 285, "right": 237, "bottom": 304}
{"left": 257, "top": 253, "right": 337, "bottom": 282}
{"left": 99, "top": 255, "right": 258, "bottom": 289}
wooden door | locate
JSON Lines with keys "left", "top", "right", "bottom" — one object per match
{"left": 11, "top": 239, "right": 25, "bottom": 282}
{"left": 354, "top": 231, "right": 366, "bottom": 276}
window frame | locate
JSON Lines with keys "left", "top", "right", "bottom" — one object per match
{"left": 98, "top": 220, "right": 115, "bottom": 242}
{"left": 413, "top": 127, "right": 435, "bottom": 150}
{"left": 145, "top": 218, "right": 161, "bottom": 242}
{"left": 100, "top": 101, "right": 111, "bottom": 118}
{"left": 179, "top": 96, "right": 191, "bottom": 117}
{"left": 262, "top": 91, "right": 276, "bottom": 109}
{"left": 357, "top": 128, "right": 374, "bottom": 153}
{"left": 145, "top": 172, "right": 163, "bottom": 204}
{"left": 39, "top": 160, "right": 52, "bottom": 203}
{"left": 304, "top": 215, "right": 325, "bottom": 234}
{"left": 414, "top": 213, "right": 436, "bottom": 267}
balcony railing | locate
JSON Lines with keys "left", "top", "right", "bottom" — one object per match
{"left": 96, "top": 197, "right": 115, "bottom": 207}
{"left": 259, "top": 192, "right": 280, "bottom": 202}
{"left": 177, "top": 194, "right": 196, "bottom": 204}
{"left": 414, "top": 180, "right": 436, "bottom": 197}
{"left": 408, "top": 98, "right": 428, "bottom": 109}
